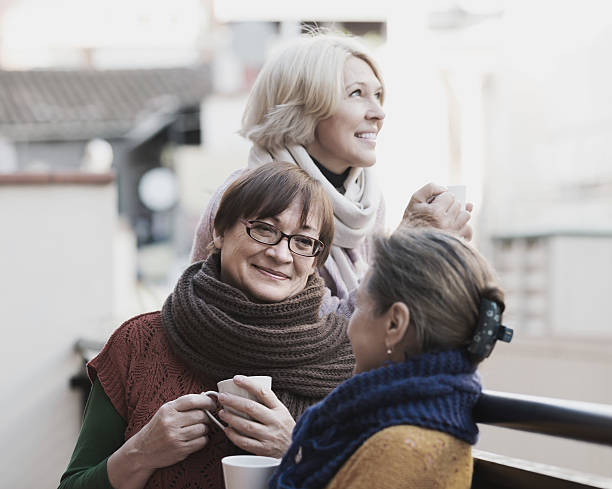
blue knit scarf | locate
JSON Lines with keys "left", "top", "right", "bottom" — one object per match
{"left": 269, "top": 349, "right": 481, "bottom": 489}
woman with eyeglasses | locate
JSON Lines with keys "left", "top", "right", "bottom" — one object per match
{"left": 190, "top": 30, "right": 473, "bottom": 318}
{"left": 59, "top": 162, "right": 354, "bottom": 489}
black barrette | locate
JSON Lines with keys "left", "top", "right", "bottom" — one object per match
{"left": 467, "top": 298, "right": 513, "bottom": 361}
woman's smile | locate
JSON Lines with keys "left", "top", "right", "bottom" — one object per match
{"left": 254, "top": 264, "right": 290, "bottom": 280}
{"left": 217, "top": 199, "right": 319, "bottom": 302}
{"left": 355, "top": 131, "right": 377, "bottom": 146}
{"left": 306, "top": 56, "right": 385, "bottom": 174}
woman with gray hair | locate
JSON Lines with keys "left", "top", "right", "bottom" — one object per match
{"left": 270, "top": 226, "right": 513, "bottom": 489}
{"left": 190, "top": 31, "right": 472, "bottom": 316}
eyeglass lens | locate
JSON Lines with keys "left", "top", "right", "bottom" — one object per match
{"left": 247, "top": 221, "right": 320, "bottom": 256}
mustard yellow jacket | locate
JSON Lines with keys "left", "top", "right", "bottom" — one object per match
{"left": 326, "top": 425, "right": 473, "bottom": 489}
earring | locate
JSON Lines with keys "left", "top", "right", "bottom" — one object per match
{"left": 386, "top": 347, "right": 392, "bottom": 356}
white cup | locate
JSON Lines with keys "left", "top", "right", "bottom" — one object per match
{"left": 222, "top": 455, "right": 281, "bottom": 489}
{"left": 446, "top": 185, "right": 467, "bottom": 206}
{"left": 203, "top": 376, "right": 272, "bottom": 430}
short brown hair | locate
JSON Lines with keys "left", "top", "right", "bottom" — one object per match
{"left": 366, "top": 226, "right": 504, "bottom": 364}
{"left": 213, "top": 162, "right": 334, "bottom": 265}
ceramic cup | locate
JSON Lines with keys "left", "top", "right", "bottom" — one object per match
{"left": 203, "top": 376, "right": 272, "bottom": 430}
{"left": 446, "top": 185, "right": 467, "bottom": 206}
{"left": 222, "top": 455, "right": 281, "bottom": 489}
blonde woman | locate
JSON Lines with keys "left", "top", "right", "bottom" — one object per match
{"left": 190, "top": 31, "right": 472, "bottom": 316}
{"left": 270, "top": 226, "right": 513, "bottom": 489}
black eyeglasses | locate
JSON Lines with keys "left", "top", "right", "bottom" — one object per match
{"left": 242, "top": 220, "right": 324, "bottom": 257}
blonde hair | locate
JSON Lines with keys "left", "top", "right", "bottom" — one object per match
{"left": 367, "top": 227, "right": 505, "bottom": 364}
{"left": 240, "top": 31, "right": 385, "bottom": 151}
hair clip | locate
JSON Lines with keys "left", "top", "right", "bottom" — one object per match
{"left": 467, "top": 298, "right": 513, "bottom": 361}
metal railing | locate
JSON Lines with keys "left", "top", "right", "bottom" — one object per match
{"left": 69, "top": 338, "right": 104, "bottom": 412}
{"left": 472, "top": 390, "right": 612, "bottom": 489}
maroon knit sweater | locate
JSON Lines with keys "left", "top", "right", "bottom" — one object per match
{"left": 88, "top": 311, "right": 238, "bottom": 489}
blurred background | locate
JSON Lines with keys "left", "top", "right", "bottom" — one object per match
{"left": 1, "top": 0, "right": 611, "bottom": 487}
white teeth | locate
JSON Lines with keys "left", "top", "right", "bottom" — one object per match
{"left": 356, "top": 133, "right": 376, "bottom": 140}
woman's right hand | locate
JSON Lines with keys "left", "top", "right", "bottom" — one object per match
{"left": 107, "top": 393, "right": 217, "bottom": 489}
{"left": 403, "top": 183, "right": 473, "bottom": 241}
{"left": 216, "top": 375, "right": 295, "bottom": 459}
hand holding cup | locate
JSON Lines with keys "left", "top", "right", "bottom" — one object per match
{"left": 107, "top": 392, "right": 218, "bottom": 488}
{"left": 206, "top": 375, "right": 295, "bottom": 458}
{"left": 403, "top": 182, "right": 473, "bottom": 241}
{"left": 203, "top": 376, "right": 272, "bottom": 430}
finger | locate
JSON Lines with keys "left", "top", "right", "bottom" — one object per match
{"left": 413, "top": 182, "right": 447, "bottom": 204}
{"left": 217, "top": 409, "right": 267, "bottom": 439}
{"left": 178, "top": 409, "right": 207, "bottom": 428}
{"left": 172, "top": 393, "right": 217, "bottom": 412}
{"left": 445, "top": 199, "right": 463, "bottom": 221}
{"left": 453, "top": 209, "right": 471, "bottom": 231}
{"left": 430, "top": 191, "right": 455, "bottom": 211}
{"left": 223, "top": 426, "right": 263, "bottom": 454}
{"left": 465, "top": 202, "right": 474, "bottom": 213}
{"left": 218, "top": 393, "right": 272, "bottom": 424}
{"left": 183, "top": 435, "right": 208, "bottom": 453}
{"left": 459, "top": 224, "right": 473, "bottom": 242}
{"left": 232, "top": 375, "right": 281, "bottom": 410}
{"left": 180, "top": 422, "right": 208, "bottom": 441}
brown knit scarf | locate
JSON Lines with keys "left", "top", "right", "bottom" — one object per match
{"left": 161, "top": 254, "right": 355, "bottom": 419}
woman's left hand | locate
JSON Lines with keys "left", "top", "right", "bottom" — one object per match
{"left": 217, "top": 375, "right": 295, "bottom": 458}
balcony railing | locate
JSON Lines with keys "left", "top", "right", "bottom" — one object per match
{"left": 472, "top": 391, "right": 612, "bottom": 488}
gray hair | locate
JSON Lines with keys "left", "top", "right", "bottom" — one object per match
{"left": 366, "top": 226, "right": 504, "bottom": 363}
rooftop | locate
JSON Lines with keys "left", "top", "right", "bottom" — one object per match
{"left": 0, "top": 66, "right": 210, "bottom": 142}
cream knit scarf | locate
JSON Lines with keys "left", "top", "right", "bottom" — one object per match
{"left": 248, "top": 144, "right": 381, "bottom": 292}
{"left": 161, "top": 254, "right": 355, "bottom": 419}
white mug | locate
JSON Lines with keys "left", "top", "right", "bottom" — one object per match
{"left": 446, "top": 185, "right": 467, "bottom": 206}
{"left": 222, "top": 455, "right": 281, "bottom": 489}
{"left": 203, "top": 376, "right": 272, "bottom": 430}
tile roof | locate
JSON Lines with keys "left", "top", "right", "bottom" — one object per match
{"left": 0, "top": 66, "right": 210, "bottom": 142}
